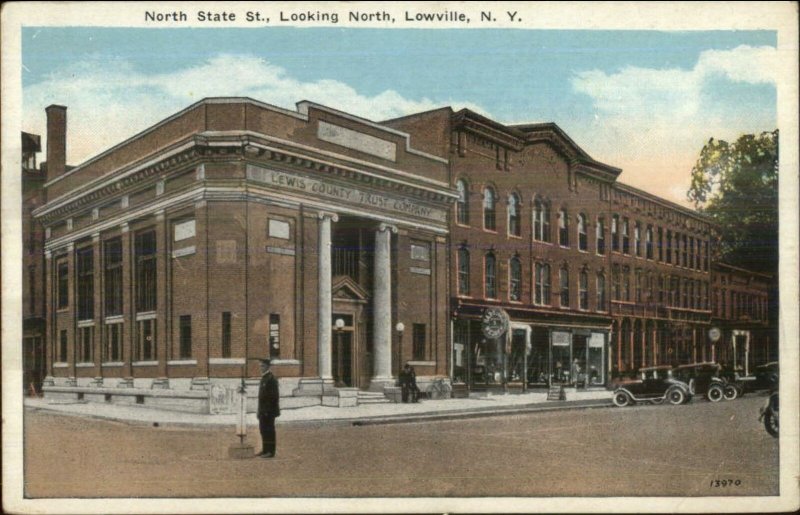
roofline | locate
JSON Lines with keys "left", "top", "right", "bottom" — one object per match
{"left": 713, "top": 262, "right": 773, "bottom": 280}
{"left": 512, "top": 122, "right": 622, "bottom": 175}
{"left": 613, "top": 181, "right": 711, "bottom": 224}
{"left": 380, "top": 106, "right": 454, "bottom": 124}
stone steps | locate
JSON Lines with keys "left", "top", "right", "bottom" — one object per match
{"left": 356, "top": 391, "right": 390, "bottom": 405}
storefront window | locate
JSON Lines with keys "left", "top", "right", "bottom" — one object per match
{"left": 587, "top": 332, "right": 605, "bottom": 385}
{"left": 551, "top": 331, "right": 571, "bottom": 384}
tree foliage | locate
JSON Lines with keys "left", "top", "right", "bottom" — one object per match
{"left": 687, "top": 130, "right": 778, "bottom": 276}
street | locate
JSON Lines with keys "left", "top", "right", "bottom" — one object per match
{"left": 23, "top": 394, "right": 778, "bottom": 498}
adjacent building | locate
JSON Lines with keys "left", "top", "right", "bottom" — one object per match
{"left": 25, "top": 98, "right": 776, "bottom": 410}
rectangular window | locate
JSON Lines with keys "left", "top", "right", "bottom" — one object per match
{"left": 579, "top": 273, "right": 588, "bottom": 310}
{"left": 105, "top": 323, "right": 122, "bottom": 362}
{"left": 596, "top": 218, "right": 606, "bottom": 255}
{"left": 76, "top": 246, "right": 94, "bottom": 321}
{"left": 222, "top": 312, "right": 232, "bottom": 358}
{"left": 59, "top": 330, "right": 68, "bottom": 362}
{"left": 559, "top": 268, "right": 569, "bottom": 308}
{"left": 412, "top": 323, "right": 426, "bottom": 361}
{"left": 136, "top": 319, "right": 156, "bottom": 361}
{"left": 558, "top": 210, "right": 569, "bottom": 247}
{"left": 646, "top": 226, "right": 654, "bottom": 260}
{"left": 535, "top": 263, "right": 550, "bottom": 306}
{"left": 269, "top": 314, "right": 280, "bottom": 359}
{"left": 78, "top": 326, "right": 93, "bottom": 363}
{"left": 657, "top": 227, "right": 663, "bottom": 261}
{"left": 666, "top": 230, "right": 672, "bottom": 264}
{"left": 135, "top": 230, "right": 157, "bottom": 313}
{"left": 634, "top": 223, "right": 641, "bottom": 257}
{"left": 179, "top": 315, "right": 192, "bottom": 359}
{"left": 104, "top": 238, "right": 123, "bottom": 317}
{"left": 612, "top": 266, "right": 621, "bottom": 301}
{"left": 596, "top": 274, "right": 607, "bottom": 311}
{"left": 635, "top": 270, "right": 642, "bottom": 303}
{"left": 458, "top": 249, "right": 470, "bottom": 295}
{"left": 57, "top": 261, "right": 69, "bottom": 309}
{"left": 689, "top": 237, "right": 695, "bottom": 269}
{"left": 611, "top": 215, "right": 620, "bottom": 252}
{"left": 682, "top": 234, "right": 688, "bottom": 267}
{"left": 622, "top": 218, "right": 630, "bottom": 254}
{"left": 623, "top": 267, "right": 631, "bottom": 302}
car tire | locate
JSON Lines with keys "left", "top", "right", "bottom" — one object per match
{"left": 612, "top": 391, "right": 632, "bottom": 407}
{"left": 764, "top": 411, "right": 779, "bottom": 438}
{"left": 667, "top": 387, "right": 685, "bottom": 405}
{"left": 707, "top": 384, "right": 724, "bottom": 402}
{"left": 723, "top": 384, "right": 739, "bottom": 401}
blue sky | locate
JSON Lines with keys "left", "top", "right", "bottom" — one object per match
{"left": 22, "top": 27, "right": 778, "bottom": 206}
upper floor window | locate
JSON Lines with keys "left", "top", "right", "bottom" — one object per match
{"left": 456, "top": 179, "right": 469, "bottom": 225}
{"left": 612, "top": 265, "right": 621, "bottom": 301}
{"left": 509, "top": 256, "right": 522, "bottom": 301}
{"left": 682, "top": 234, "right": 688, "bottom": 267}
{"left": 634, "top": 222, "right": 641, "bottom": 257}
{"left": 457, "top": 247, "right": 470, "bottom": 295}
{"left": 611, "top": 215, "right": 620, "bottom": 252}
{"left": 558, "top": 209, "right": 569, "bottom": 247}
{"left": 76, "top": 246, "right": 94, "bottom": 321}
{"left": 533, "top": 198, "right": 551, "bottom": 242}
{"left": 483, "top": 187, "right": 497, "bottom": 231}
{"left": 104, "top": 238, "right": 123, "bottom": 317}
{"left": 135, "top": 230, "right": 157, "bottom": 313}
{"left": 635, "top": 269, "right": 643, "bottom": 303}
{"left": 559, "top": 266, "right": 570, "bottom": 307}
{"left": 596, "top": 273, "right": 607, "bottom": 311}
{"left": 666, "top": 230, "right": 673, "bottom": 264}
{"left": 534, "top": 263, "right": 551, "bottom": 306}
{"left": 622, "top": 266, "right": 631, "bottom": 302}
{"left": 484, "top": 253, "right": 497, "bottom": 298}
{"left": 57, "top": 260, "right": 69, "bottom": 309}
{"left": 577, "top": 213, "right": 588, "bottom": 251}
{"left": 622, "top": 217, "right": 630, "bottom": 254}
{"left": 596, "top": 218, "right": 606, "bottom": 255}
{"left": 645, "top": 226, "right": 654, "bottom": 260}
{"left": 508, "top": 193, "right": 521, "bottom": 237}
{"left": 579, "top": 270, "right": 589, "bottom": 310}
{"left": 657, "top": 227, "right": 663, "bottom": 261}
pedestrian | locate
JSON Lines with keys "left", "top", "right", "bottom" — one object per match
{"left": 399, "top": 363, "right": 420, "bottom": 403}
{"left": 257, "top": 358, "right": 280, "bottom": 458}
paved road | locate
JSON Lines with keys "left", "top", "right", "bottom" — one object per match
{"left": 23, "top": 394, "right": 778, "bottom": 498}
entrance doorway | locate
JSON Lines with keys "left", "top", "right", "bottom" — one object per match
{"left": 332, "top": 330, "right": 353, "bottom": 387}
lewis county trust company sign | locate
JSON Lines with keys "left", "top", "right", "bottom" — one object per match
{"left": 247, "top": 165, "right": 447, "bottom": 223}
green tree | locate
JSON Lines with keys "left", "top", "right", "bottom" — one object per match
{"left": 687, "top": 130, "right": 778, "bottom": 276}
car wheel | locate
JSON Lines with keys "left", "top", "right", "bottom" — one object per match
{"left": 707, "top": 384, "right": 724, "bottom": 402}
{"left": 764, "top": 411, "right": 779, "bottom": 438}
{"left": 723, "top": 384, "right": 739, "bottom": 401}
{"left": 649, "top": 397, "right": 665, "bottom": 405}
{"left": 612, "top": 391, "right": 632, "bottom": 407}
{"left": 667, "top": 387, "right": 685, "bottom": 405}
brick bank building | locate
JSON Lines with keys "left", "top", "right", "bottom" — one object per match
{"left": 30, "top": 98, "right": 774, "bottom": 410}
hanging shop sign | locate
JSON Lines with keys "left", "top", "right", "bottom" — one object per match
{"left": 481, "top": 308, "right": 510, "bottom": 339}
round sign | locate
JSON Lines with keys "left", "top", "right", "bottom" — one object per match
{"left": 708, "top": 327, "right": 721, "bottom": 343}
{"left": 481, "top": 308, "right": 510, "bottom": 339}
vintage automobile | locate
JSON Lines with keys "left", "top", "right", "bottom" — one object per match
{"left": 611, "top": 365, "right": 692, "bottom": 407}
{"left": 752, "top": 362, "right": 779, "bottom": 391}
{"left": 672, "top": 362, "right": 738, "bottom": 402}
{"left": 759, "top": 389, "right": 779, "bottom": 438}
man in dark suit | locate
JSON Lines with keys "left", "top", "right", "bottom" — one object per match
{"left": 257, "top": 358, "right": 280, "bottom": 458}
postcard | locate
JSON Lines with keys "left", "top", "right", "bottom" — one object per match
{"left": 2, "top": 2, "right": 798, "bottom": 513}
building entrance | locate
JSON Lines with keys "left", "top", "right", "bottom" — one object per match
{"left": 332, "top": 329, "right": 353, "bottom": 387}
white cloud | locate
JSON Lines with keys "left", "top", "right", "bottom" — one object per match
{"left": 23, "top": 54, "right": 485, "bottom": 166}
{"left": 569, "top": 45, "right": 777, "bottom": 206}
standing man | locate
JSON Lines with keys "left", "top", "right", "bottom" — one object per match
{"left": 257, "top": 358, "right": 280, "bottom": 458}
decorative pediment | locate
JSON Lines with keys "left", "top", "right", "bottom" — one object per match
{"left": 332, "top": 275, "right": 369, "bottom": 303}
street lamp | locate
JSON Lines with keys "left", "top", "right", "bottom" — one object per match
{"left": 395, "top": 322, "right": 405, "bottom": 372}
{"left": 334, "top": 318, "right": 345, "bottom": 386}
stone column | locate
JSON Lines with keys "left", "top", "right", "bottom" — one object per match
{"left": 317, "top": 212, "right": 337, "bottom": 381}
{"left": 371, "top": 223, "right": 397, "bottom": 390}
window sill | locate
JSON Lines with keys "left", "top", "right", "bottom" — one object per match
{"left": 209, "top": 358, "right": 246, "bottom": 365}
{"left": 77, "top": 319, "right": 95, "bottom": 328}
{"left": 133, "top": 361, "right": 158, "bottom": 367}
{"left": 407, "top": 360, "right": 436, "bottom": 367}
{"left": 168, "top": 359, "right": 197, "bottom": 366}
{"left": 135, "top": 311, "right": 157, "bottom": 321}
{"left": 53, "top": 363, "right": 69, "bottom": 368}
{"left": 76, "top": 362, "right": 95, "bottom": 368}
{"left": 102, "top": 362, "right": 125, "bottom": 367}
{"left": 105, "top": 315, "right": 124, "bottom": 324}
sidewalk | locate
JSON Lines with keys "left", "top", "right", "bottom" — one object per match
{"left": 24, "top": 390, "right": 613, "bottom": 428}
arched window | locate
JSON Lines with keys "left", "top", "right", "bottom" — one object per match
{"left": 646, "top": 226, "right": 654, "bottom": 259}
{"left": 535, "top": 263, "right": 551, "bottom": 305}
{"left": 533, "top": 197, "right": 551, "bottom": 242}
{"left": 559, "top": 266, "right": 569, "bottom": 307}
{"left": 508, "top": 193, "right": 521, "bottom": 237}
{"left": 577, "top": 213, "right": 588, "bottom": 251}
{"left": 596, "top": 273, "right": 607, "bottom": 311}
{"left": 596, "top": 217, "right": 606, "bottom": 255}
{"left": 456, "top": 179, "right": 469, "bottom": 225}
{"left": 611, "top": 214, "right": 620, "bottom": 252}
{"left": 509, "top": 256, "right": 522, "bottom": 301}
{"left": 612, "top": 265, "right": 621, "bottom": 301}
{"left": 558, "top": 208, "right": 569, "bottom": 247}
{"left": 579, "top": 270, "right": 589, "bottom": 310}
{"left": 483, "top": 187, "right": 497, "bottom": 231}
{"left": 457, "top": 247, "right": 470, "bottom": 295}
{"left": 485, "top": 253, "right": 497, "bottom": 298}
{"left": 622, "top": 217, "right": 630, "bottom": 254}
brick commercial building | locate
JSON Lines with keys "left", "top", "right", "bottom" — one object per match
{"left": 27, "top": 98, "right": 775, "bottom": 410}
